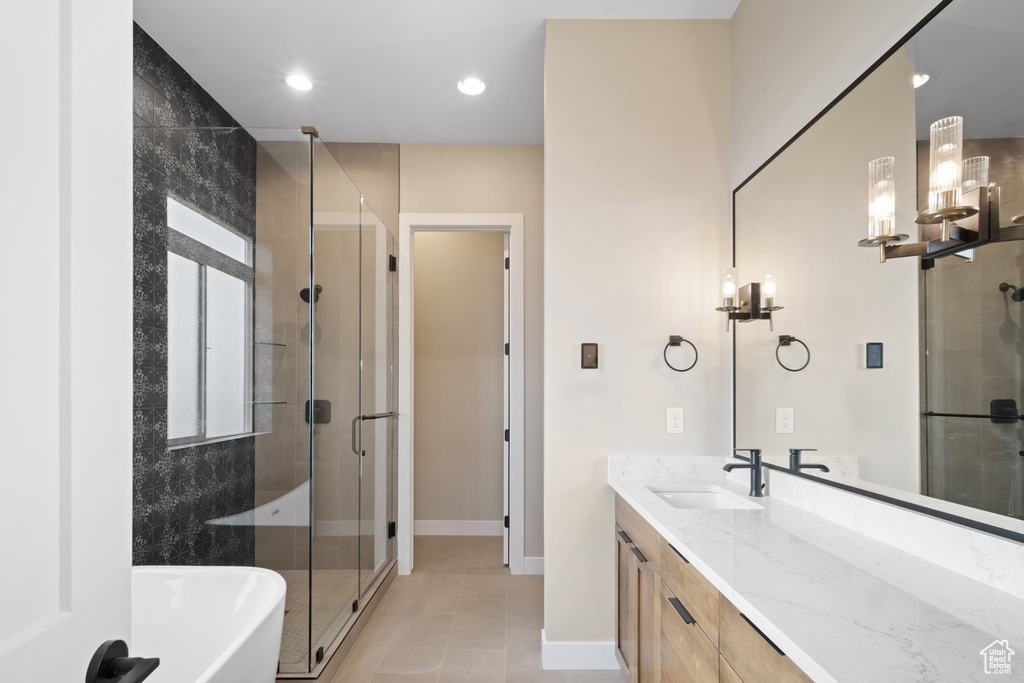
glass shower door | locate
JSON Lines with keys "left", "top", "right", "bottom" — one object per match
{"left": 924, "top": 240, "right": 1024, "bottom": 519}
{"left": 357, "top": 202, "right": 398, "bottom": 595}
{"left": 306, "top": 138, "right": 362, "bottom": 665}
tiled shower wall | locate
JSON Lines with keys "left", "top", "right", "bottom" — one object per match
{"left": 132, "top": 23, "right": 257, "bottom": 565}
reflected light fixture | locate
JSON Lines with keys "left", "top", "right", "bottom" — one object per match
{"left": 286, "top": 74, "right": 313, "bottom": 91}
{"left": 457, "top": 77, "right": 486, "bottom": 95}
{"left": 715, "top": 267, "right": 783, "bottom": 331}
{"left": 912, "top": 73, "right": 930, "bottom": 88}
{"left": 855, "top": 116, "right": 1020, "bottom": 264}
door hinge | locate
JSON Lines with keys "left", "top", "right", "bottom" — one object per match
{"left": 388, "top": 521, "right": 396, "bottom": 539}
{"left": 504, "top": 515, "right": 510, "bottom": 529}
{"left": 316, "top": 646, "right": 324, "bottom": 664}
{"left": 352, "top": 599, "right": 359, "bottom": 613}
{"left": 504, "top": 429, "right": 509, "bottom": 442}
{"left": 504, "top": 257, "right": 509, "bottom": 270}
{"left": 389, "top": 254, "right": 397, "bottom": 272}
{"left": 504, "top": 342, "right": 509, "bottom": 356}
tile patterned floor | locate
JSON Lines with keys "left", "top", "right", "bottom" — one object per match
{"left": 331, "top": 536, "right": 625, "bottom": 683}
{"left": 279, "top": 569, "right": 361, "bottom": 666}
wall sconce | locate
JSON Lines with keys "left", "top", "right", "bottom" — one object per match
{"left": 716, "top": 267, "right": 783, "bottom": 331}
{"left": 856, "top": 116, "right": 1016, "bottom": 263}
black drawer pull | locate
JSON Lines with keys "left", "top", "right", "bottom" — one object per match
{"left": 668, "top": 597, "right": 696, "bottom": 625}
{"left": 740, "top": 613, "right": 786, "bottom": 656}
{"left": 617, "top": 530, "right": 632, "bottom": 545}
{"left": 629, "top": 546, "right": 648, "bottom": 563}
{"left": 669, "top": 544, "right": 690, "bottom": 563}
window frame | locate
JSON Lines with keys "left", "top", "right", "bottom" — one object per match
{"left": 165, "top": 195, "right": 255, "bottom": 448}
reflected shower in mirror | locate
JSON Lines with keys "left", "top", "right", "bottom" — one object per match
{"left": 733, "top": 0, "right": 1024, "bottom": 532}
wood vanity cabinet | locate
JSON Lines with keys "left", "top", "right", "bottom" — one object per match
{"left": 614, "top": 495, "right": 814, "bottom": 683}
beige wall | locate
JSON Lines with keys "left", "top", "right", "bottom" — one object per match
{"left": 731, "top": 0, "right": 940, "bottom": 187}
{"left": 400, "top": 144, "right": 545, "bottom": 557}
{"left": 543, "top": 20, "right": 731, "bottom": 643}
{"left": 324, "top": 142, "right": 400, "bottom": 235}
{"left": 413, "top": 232, "right": 506, "bottom": 524}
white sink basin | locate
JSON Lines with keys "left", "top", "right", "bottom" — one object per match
{"left": 650, "top": 485, "right": 763, "bottom": 510}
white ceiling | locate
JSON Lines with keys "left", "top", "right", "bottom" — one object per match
{"left": 133, "top": 0, "right": 740, "bottom": 145}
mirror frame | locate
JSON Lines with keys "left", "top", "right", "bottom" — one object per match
{"left": 730, "top": 0, "right": 1024, "bottom": 546}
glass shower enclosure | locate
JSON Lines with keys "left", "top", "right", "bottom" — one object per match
{"left": 252, "top": 129, "right": 398, "bottom": 675}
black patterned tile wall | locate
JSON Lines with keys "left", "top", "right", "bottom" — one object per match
{"left": 132, "top": 23, "right": 256, "bottom": 566}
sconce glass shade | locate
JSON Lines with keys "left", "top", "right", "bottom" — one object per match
{"left": 721, "top": 267, "right": 736, "bottom": 307}
{"left": 867, "top": 156, "right": 896, "bottom": 239}
{"left": 762, "top": 267, "right": 779, "bottom": 309}
{"left": 928, "top": 116, "right": 964, "bottom": 211}
{"left": 961, "top": 156, "right": 990, "bottom": 193}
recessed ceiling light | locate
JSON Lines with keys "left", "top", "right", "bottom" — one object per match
{"left": 457, "top": 78, "right": 485, "bottom": 96}
{"left": 286, "top": 74, "right": 313, "bottom": 91}
{"left": 913, "top": 73, "right": 930, "bottom": 88}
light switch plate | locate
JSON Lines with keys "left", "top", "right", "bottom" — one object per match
{"left": 581, "top": 343, "right": 598, "bottom": 369}
{"left": 866, "top": 342, "right": 883, "bottom": 369}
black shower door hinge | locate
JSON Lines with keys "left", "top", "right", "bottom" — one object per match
{"left": 388, "top": 521, "right": 396, "bottom": 539}
{"left": 504, "top": 429, "right": 509, "bottom": 442}
{"left": 504, "top": 257, "right": 509, "bottom": 270}
{"left": 504, "top": 515, "right": 510, "bottom": 529}
{"left": 389, "top": 254, "right": 397, "bottom": 272}
{"left": 504, "top": 343, "right": 509, "bottom": 356}
{"left": 352, "top": 599, "right": 359, "bottom": 613}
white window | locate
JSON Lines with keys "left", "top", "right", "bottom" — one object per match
{"left": 166, "top": 196, "right": 253, "bottom": 445}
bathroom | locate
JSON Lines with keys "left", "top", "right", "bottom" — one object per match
{"left": 3, "top": 0, "right": 1023, "bottom": 682}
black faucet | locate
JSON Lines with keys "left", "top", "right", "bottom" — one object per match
{"left": 789, "top": 448, "right": 830, "bottom": 473}
{"left": 723, "top": 449, "right": 764, "bottom": 497}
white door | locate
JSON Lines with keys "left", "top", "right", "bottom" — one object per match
{"left": 0, "top": 2, "right": 134, "bottom": 680}
{"left": 502, "top": 235, "right": 511, "bottom": 565}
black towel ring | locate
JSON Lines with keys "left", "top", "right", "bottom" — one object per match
{"left": 776, "top": 335, "right": 810, "bottom": 372}
{"left": 664, "top": 335, "right": 698, "bottom": 373}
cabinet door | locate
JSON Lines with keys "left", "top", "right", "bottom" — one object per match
{"left": 616, "top": 524, "right": 660, "bottom": 683}
{"left": 616, "top": 526, "right": 638, "bottom": 681}
{"left": 637, "top": 558, "right": 660, "bottom": 683}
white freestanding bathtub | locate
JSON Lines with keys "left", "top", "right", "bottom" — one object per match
{"left": 132, "top": 566, "right": 286, "bottom": 683}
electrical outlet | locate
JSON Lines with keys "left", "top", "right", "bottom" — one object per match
{"left": 776, "top": 407, "right": 794, "bottom": 434}
{"left": 667, "top": 408, "right": 685, "bottom": 434}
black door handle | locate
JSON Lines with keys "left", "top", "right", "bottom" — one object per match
{"left": 86, "top": 640, "right": 159, "bottom": 683}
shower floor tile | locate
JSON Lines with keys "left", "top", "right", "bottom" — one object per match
{"left": 279, "top": 568, "right": 361, "bottom": 666}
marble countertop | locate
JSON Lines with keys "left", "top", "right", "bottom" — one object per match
{"left": 609, "top": 457, "right": 1024, "bottom": 683}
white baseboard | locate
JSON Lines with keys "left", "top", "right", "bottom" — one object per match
{"left": 414, "top": 520, "right": 504, "bottom": 536}
{"left": 540, "top": 629, "right": 619, "bottom": 670}
{"left": 523, "top": 556, "right": 544, "bottom": 575}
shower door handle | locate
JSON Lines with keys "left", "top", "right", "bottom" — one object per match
{"left": 351, "top": 412, "right": 399, "bottom": 456}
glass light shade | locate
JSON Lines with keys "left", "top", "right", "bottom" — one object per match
{"left": 762, "top": 267, "right": 778, "bottom": 306}
{"left": 867, "top": 157, "right": 896, "bottom": 239}
{"left": 928, "top": 116, "right": 963, "bottom": 211}
{"left": 961, "top": 156, "right": 990, "bottom": 193}
{"left": 721, "top": 267, "right": 736, "bottom": 305}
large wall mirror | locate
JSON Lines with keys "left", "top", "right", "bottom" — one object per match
{"left": 734, "top": 0, "right": 1024, "bottom": 538}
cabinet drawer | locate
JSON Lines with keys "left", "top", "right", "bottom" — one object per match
{"left": 660, "top": 537, "right": 719, "bottom": 647}
{"left": 719, "top": 597, "right": 812, "bottom": 683}
{"left": 615, "top": 494, "right": 661, "bottom": 574}
{"left": 719, "top": 655, "right": 742, "bottom": 683}
{"left": 660, "top": 580, "right": 718, "bottom": 683}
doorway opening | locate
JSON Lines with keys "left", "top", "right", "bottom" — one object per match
{"left": 398, "top": 214, "right": 525, "bottom": 574}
